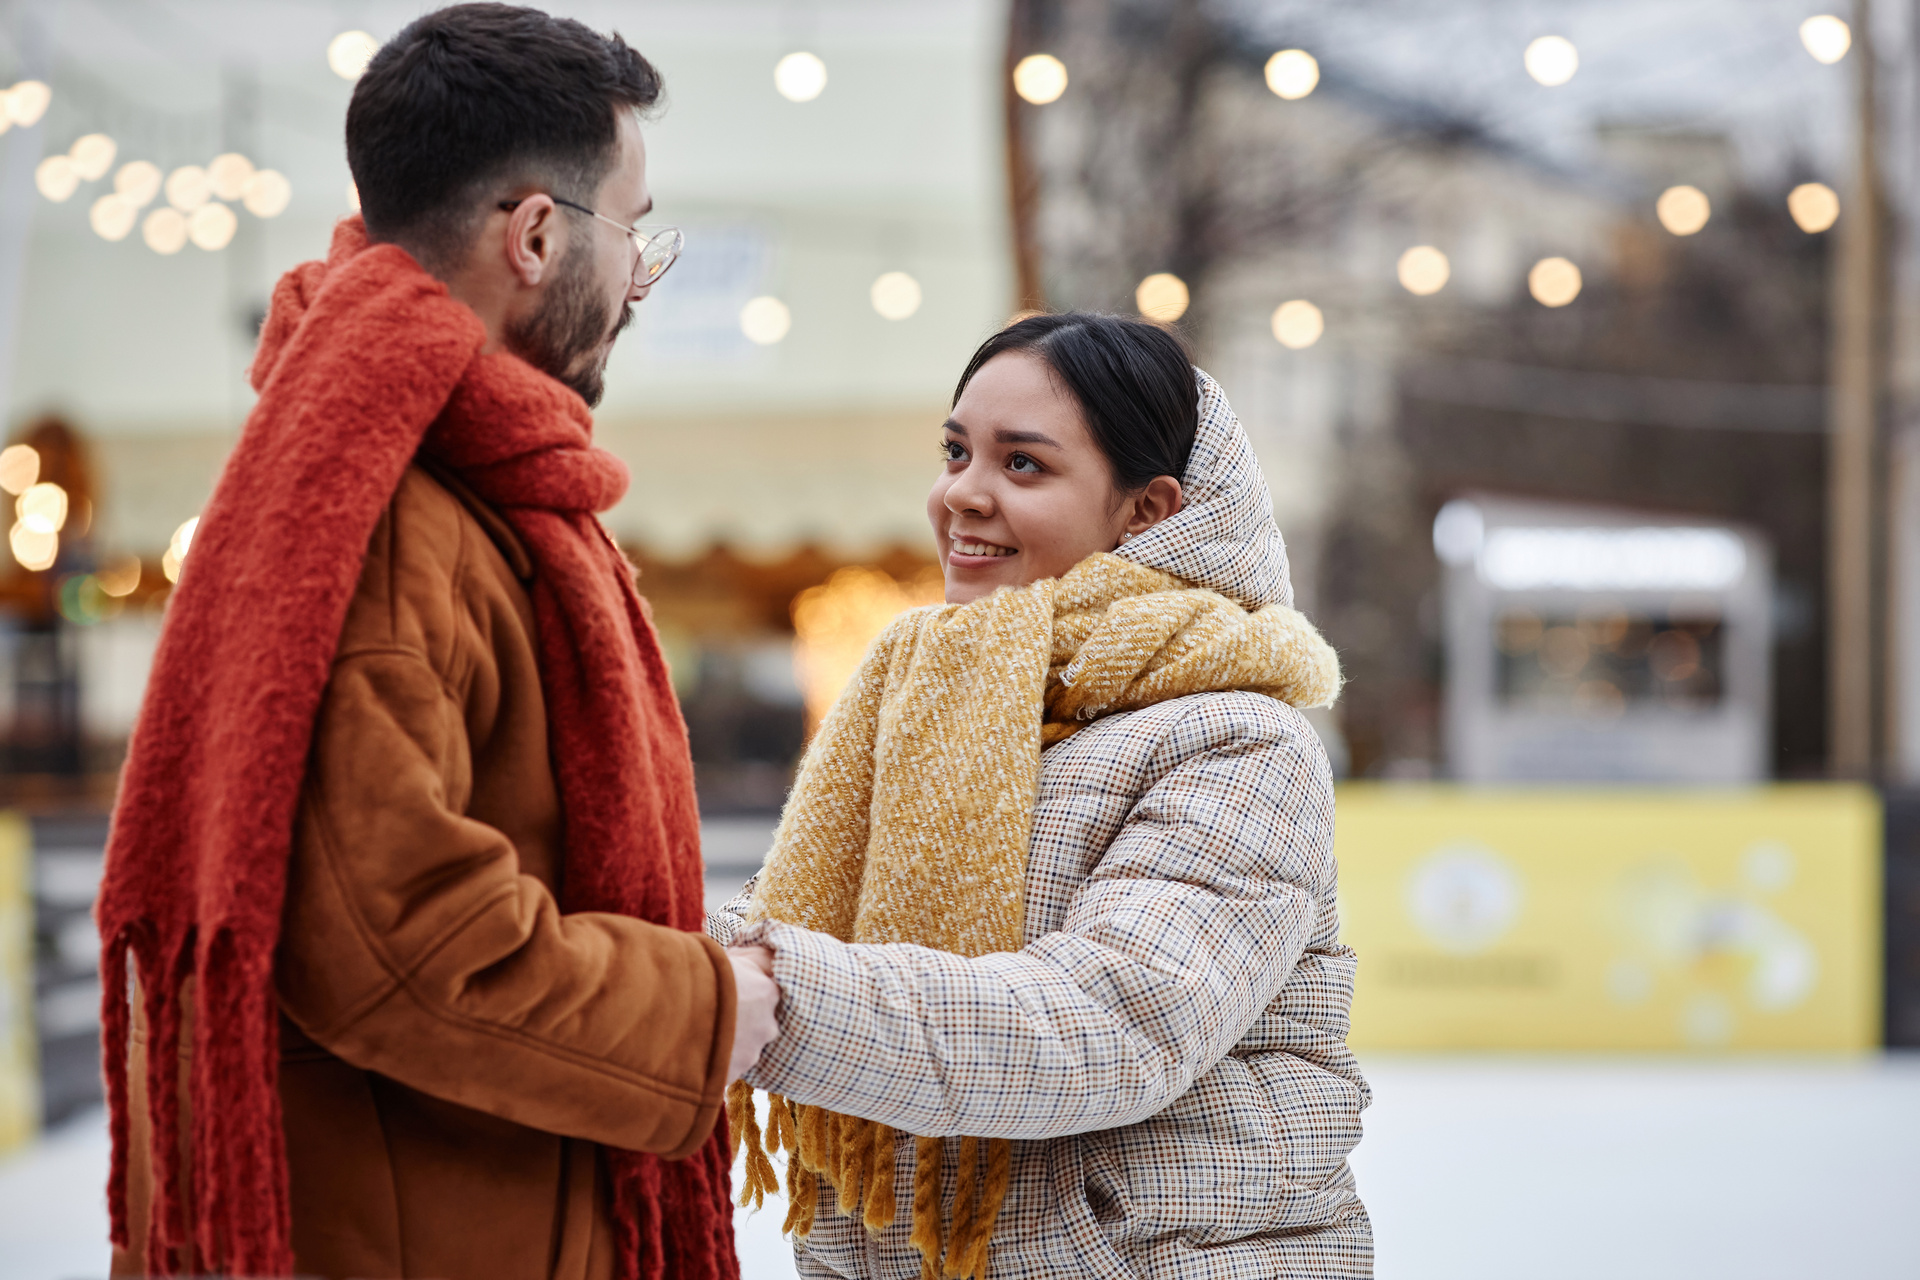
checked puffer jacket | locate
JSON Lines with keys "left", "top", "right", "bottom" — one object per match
{"left": 710, "top": 371, "right": 1371, "bottom": 1280}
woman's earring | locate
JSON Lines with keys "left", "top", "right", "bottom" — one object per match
{"left": 1119, "top": 531, "right": 1133, "bottom": 544}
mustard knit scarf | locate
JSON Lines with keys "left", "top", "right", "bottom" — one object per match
{"left": 728, "top": 552, "right": 1341, "bottom": 1279}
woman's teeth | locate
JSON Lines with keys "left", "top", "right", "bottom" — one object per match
{"left": 953, "top": 540, "right": 1015, "bottom": 557}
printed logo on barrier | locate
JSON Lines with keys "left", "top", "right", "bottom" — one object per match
{"left": 1403, "top": 843, "right": 1523, "bottom": 954}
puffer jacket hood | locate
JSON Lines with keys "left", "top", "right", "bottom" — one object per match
{"left": 1113, "top": 368, "right": 1293, "bottom": 611}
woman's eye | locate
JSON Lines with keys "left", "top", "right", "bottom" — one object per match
{"left": 1008, "top": 452, "right": 1041, "bottom": 473}
{"left": 941, "top": 440, "right": 968, "bottom": 462}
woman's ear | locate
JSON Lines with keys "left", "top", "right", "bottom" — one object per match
{"left": 1124, "top": 476, "right": 1184, "bottom": 538}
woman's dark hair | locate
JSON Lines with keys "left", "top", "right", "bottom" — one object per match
{"left": 953, "top": 312, "right": 1199, "bottom": 492}
{"left": 346, "top": 4, "right": 661, "bottom": 268}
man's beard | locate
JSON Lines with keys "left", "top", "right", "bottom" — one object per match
{"left": 502, "top": 240, "right": 634, "bottom": 408}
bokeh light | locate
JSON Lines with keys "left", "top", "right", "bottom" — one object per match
{"left": 18, "top": 483, "right": 68, "bottom": 534}
{"left": 242, "top": 169, "right": 292, "bottom": 218}
{"left": 1271, "top": 299, "right": 1325, "bottom": 349}
{"left": 114, "top": 160, "right": 162, "bottom": 208}
{"left": 165, "top": 165, "right": 211, "bottom": 212}
{"left": 1788, "top": 182, "right": 1840, "bottom": 233}
{"left": 1656, "top": 185, "right": 1712, "bottom": 236}
{"left": 1800, "top": 15, "right": 1852, "bottom": 64}
{"left": 1135, "top": 272, "right": 1190, "bottom": 322}
{"left": 0, "top": 446, "right": 37, "bottom": 495}
{"left": 5, "top": 80, "right": 50, "bottom": 127}
{"left": 792, "top": 566, "right": 945, "bottom": 725}
{"left": 1398, "top": 245, "right": 1451, "bottom": 295}
{"left": 89, "top": 194, "right": 136, "bottom": 242}
{"left": 1265, "top": 49, "right": 1320, "bottom": 100}
{"left": 1013, "top": 53, "right": 1068, "bottom": 105}
{"left": 870, "top": 271, "right": 923, "bottom": 320}
{"left": 328, "top": 31, "right": 379, "bottom": 80}
{"left": 68, "top": 134, "right": 116, "bottom": 181}
{"left": 1529, "top": 256, "right": 1584, "bottom": 306}
{"left": 142, "top": 207, "right": 187, "bottom": 255}
{"left": 775, "top": 51, "right": 828, "bottom": 102}
{"left": 189, "top": 202, "right": 238, "bottom": 250}
{"left": 95, "top": 555, "right": 142, "bottom": 598}
{"left": 207, "top": 153, "right": 255, "bottom": 202}
{"left": 10, "top": 522, "right": 55, "bottom": 572}
{"left": 1525, "top": 36, "right": 1579, "bottom": 86}
{"left": 34, "top": 156, "right": 77, "bottom": 202}
{"left": 740, "top": 295, "right": 792, "bottom": 344}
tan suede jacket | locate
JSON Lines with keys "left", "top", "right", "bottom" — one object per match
{"left": 113, "top": 465, "right": 737, "bottom": 1280}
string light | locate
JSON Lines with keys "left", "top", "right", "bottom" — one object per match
{"left": 774, "top": 52, "right": 828, "bottom": 102}
{"left": 1528, "top": 256, "right": 1583, "bottom": 306}
{"left": 115, "top": 161, "right": 162, "bottom": 208}
{"left": 0, "top": 445, "right": 38, "bottom": 494}
{"left": 1397, "top": 245, "right": 1451, "bottom": 295}
{"left": 328, "top": 31, "right": 380, "bottom": 80}
{"left": 870, "top": 271, "right": 922, "bottom": 320}
{"left": 1656, "top": 185, "right": 1712, "bottom": 236}
{"left": 242, "top": 170, "right": 291, "bottom": 218}
{"left": 1524, "top": 36, "right": 1579, "bottom": 86}
{"left": 4, "top": 81, "right": 50, "bottom": 128}
{"left": 1135, "top": 273, "right": 1190, "bottom": 322}
{"left": 1264, "top": 50, "right": 1320, "bottom": 100}
{"left": 143, "top": 207, "right": 187, "bottom": 255}
{"left": 165, "top": 165, "right": 211, "bottom": 212}
{"left": 1788, "top": 182, "right": 1840, "bottom": 232}
{"left": 90, "top": 194, "right": 136, "bottom": 241}
{"left": 34, "top": 155, "right": 77, "bottom": 202}
{"left": 207, "top": 153, "right": 255, "bottom": 202}
{"left": 68, "top": 134, "right": 115, "bottom": 181}
{"left": 1800, "top": 15, "right": 1851, "bottom": 64}
{"left": 1013, "top": 54, "right": 1068, "bottom": 105}
{"left": 1271, "top": 299, "right": 1324, "bottom": 349}
{"left": 740, "top": 296, "right": 792, "bottom": 344}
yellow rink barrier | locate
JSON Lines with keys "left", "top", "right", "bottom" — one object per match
{"left": 1336, "top": 785, "right": 1881, "bottom": 1051}
{"left": 0, "top": 810, "right": 35, "bottom": 1151}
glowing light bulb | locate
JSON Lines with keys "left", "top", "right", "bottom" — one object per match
{"left": 114, "top": 161, "right": 162, "bottom": 208}
{"left": 1656, "top": 185, "right": 1711, "bottom": 236}
{"left": 68, "top": 134, "right": 116, "bottom": 181}
{"left": 739, "top": 296, "right": 792, "bottom": 344}
{"left": 1525, "top": 36, "right": 1579, "bottom": 86}
{"left": 1800, "top": 15, "right": 1851, "bottom": 64}
{"left": 1013, "top": 54, "right": 1068, "bottom": 105}
{"left": 329, "top": 31, "right": 379, "bottom": 80}
{"left": 1397, "top": 245, "right": 1451, "bottom": 295}
{"left": 188, "top": 202, "right": 237, "bottom": 250}
{"left": 870, "top": 271, "right": 922, "bottom": 320}
{"left": 142, "top": 207, "right": 187, "bottom": 254}
{"left": 1528, "top": 256, "right": 1583, "bottom": 306}
{"left": 1788, "top": 182, "right": 1840, "bottom": 233}
{"left": 1264, "top": 50, "right": 1320, "bottom": 100}
{"left": 1135, "top": 273, "right": 1190, "bottom": 322}
{"left": 34, "top": 155, "right": 77, "bottom": 202}
{"left": 1271, "top": 299, "right": 1324, "bottom": 349}
{"left": 90, "top": 194, "right": 136, "bottom": 241}
{"left": 207, "top": 153, "right": 255, "bottom": 202}
{"left": 774, "top": 52, "right": 828, "bottom": 102}
{"left": 241, "top": 169, "right": 291, "bottom": 218}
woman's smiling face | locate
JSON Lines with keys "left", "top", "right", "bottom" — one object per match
{"left": 928, "top": 350, "right": 1181, "bottom": 605}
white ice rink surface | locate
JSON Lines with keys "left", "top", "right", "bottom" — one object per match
{"left": 3, "top": 1054, "right": 1917, "bottom": 1280}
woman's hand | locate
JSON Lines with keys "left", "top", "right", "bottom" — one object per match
{"left": 726, "top": 945, "right": 781, "bottom": 1082}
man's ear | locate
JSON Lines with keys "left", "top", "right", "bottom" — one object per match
{"left": 503, "top": 195, "right": 561, "bottom": 287}
{"left": 1124, "top": 476, "right": 1184, "bottom": 537}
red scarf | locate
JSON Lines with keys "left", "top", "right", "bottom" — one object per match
{"left": 94, "top": 218, "right": 736, "bottom": 1279}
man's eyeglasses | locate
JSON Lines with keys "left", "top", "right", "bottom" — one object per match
{"left": 498, "top": 196, "right": 683, "bottom": 288}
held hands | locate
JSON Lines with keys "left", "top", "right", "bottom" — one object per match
{"left": 725, "top": 945, "right": 781, "bottom": 1082}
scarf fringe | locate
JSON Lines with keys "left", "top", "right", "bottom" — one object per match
{"left": 729, "top": 1089, "right": 1007, "bottom": 1279}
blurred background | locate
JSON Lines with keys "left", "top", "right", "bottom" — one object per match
{"left": 1, "top": 0, "right": 1918, "bottom": 1276}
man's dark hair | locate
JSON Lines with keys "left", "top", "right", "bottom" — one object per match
{"left": 346, "top": 4, "right": 661, "bottom": 269}
{"left": 954, "top": 313, "right": 1199, "bottom": 491}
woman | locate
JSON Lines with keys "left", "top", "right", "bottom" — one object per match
{"left": 713, "top": 312, "right": 1370, "bottom": 1279}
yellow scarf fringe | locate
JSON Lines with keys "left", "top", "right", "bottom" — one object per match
{"left": 729, "top": 554, "right": 1340, "bottom": 1279}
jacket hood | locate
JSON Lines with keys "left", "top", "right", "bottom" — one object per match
{"left": 1113, "top": 369, "right": 1293, "bottom": 610}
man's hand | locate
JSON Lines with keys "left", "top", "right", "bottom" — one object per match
{"left": 726, "top": 945, "right": 781, "bottom": 1082}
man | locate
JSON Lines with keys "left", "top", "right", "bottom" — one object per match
{"left": 95, "top": 7, "right": 779, "bottom": 1279}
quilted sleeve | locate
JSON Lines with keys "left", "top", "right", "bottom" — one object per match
{"left": 738, "top": 701, "right": 1334, "bottom": 1139}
